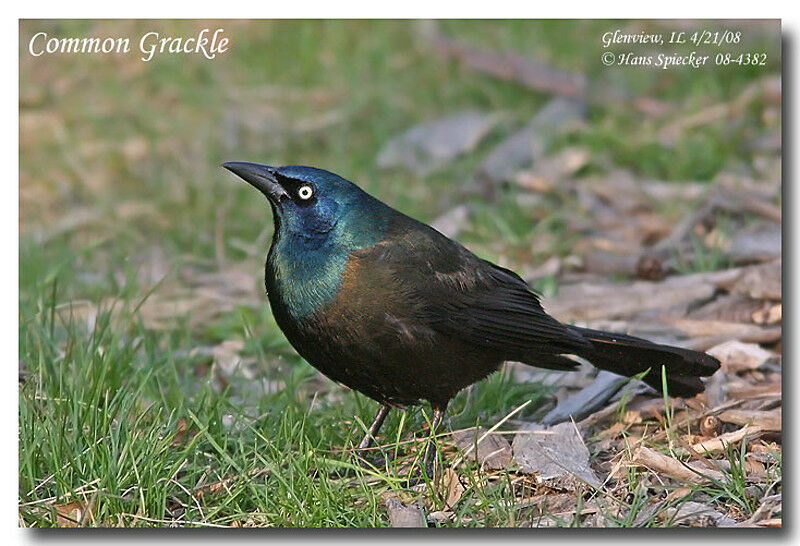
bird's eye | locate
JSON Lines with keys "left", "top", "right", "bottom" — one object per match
{"left": 297, "top": 185, "right": 314, "bottom": 200}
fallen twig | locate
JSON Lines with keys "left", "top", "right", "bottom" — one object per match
{"left": 686, "top": 425, "right": 766, "bottom": 455}
{"left": 632, "top": 446, "right": 726, "bottom": 485}
{"left": 717, "top": 409, "right": 781, "bottom": 432}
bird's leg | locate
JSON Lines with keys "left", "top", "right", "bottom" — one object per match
{"left": 356, "top": 403, "right": 391, "bottom": 452}
{"left": 420, "top": 407, "right": 446, "bottom": 479}
{"left": 329, "top": 405, "right": 392, "bottom": 478}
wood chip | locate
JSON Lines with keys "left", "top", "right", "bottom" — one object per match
{"left": 477, "top": 98, "right": 585, "bottom": 185}
{"left": 666, "top": 319, "right": 769, "bottom": 339}
{"left": 704, "top": 371, "right": 729, "bottom": 408}
{"left": 423, "top": 23, "right": 668, "bottom": 116}
{"left": 729, "top": 222, "right": 781, "bottom": 264}
{"left": 428, "top": 30, "right": 586, "bottom": 99}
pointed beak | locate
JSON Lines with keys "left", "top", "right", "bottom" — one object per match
{"left": 222, "top": 161, "right": 289, "bottom": 201}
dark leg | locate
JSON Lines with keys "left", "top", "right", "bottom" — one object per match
{"left": 421, "top": 407, "right": 446, "bottom": 478}
{"left": 327, "top": 405, "right": 392, "bottom": 478}
{"left": 357, "top": 404, "right": 391, "bottom": 451}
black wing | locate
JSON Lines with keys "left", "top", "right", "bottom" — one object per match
{"left": 428, "top": 261, "right": 590, "bottom": 355}
{"left": 359, "top": 214, "right": 589, "bottom": 357}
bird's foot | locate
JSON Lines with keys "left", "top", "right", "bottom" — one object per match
{"left": 402, "top": 459, "right": 440, "bottom": 488}
{"left": 352, "top": 448, "right": 392, "bottom": 470}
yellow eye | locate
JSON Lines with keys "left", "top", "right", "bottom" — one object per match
{"left": 297, "top": 185, "right": 314, "bottom": 200}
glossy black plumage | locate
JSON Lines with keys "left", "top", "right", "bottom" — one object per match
{"left": 272, "top": 208, "right": 717, "bottom": 407}
{"left": 223, "top": 162, "right": 720, "bottom": 468}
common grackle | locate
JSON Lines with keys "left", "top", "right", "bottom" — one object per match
{"left": 222, "top": 162, "right": 720, "bottom": 476}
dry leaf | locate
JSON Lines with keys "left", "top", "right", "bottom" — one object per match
{"left": 442, "top": 468, "right": 465, "bottom": 510}
{"left": 170, "top": 417, "right": 196, "bottom": 447}
{"left": 52, "top": 500, "right": 94, "bottom": 527}
{"left": 382, "top": 492, "right": 426, "bottom": 528}
{"left": 699, "top": 415, "right": 721, "bottom": 437}
{"left": 665, "top": 501, "right": 737, "bottom": 527}
{"left": 726, "top": 259, "right": 781, "bottom": 300}
{"left": 512, "top": 422, "right": 600, "bottom": 489}
{"left": 452, "top": 427, "right": 512, "bottom": 470}
{"left": 706, "top": 340, "right": 776, "bottom": 373}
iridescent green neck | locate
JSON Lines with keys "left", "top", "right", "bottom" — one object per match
{"left": 266, "top": 192, "right": 390, "bottom": 320}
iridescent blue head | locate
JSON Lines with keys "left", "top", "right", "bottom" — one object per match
{"left": 224, "top": 162, "right": 392, "bottom": 318}
{"left": 223, "top": 162, "right": 390, "bottom": 249}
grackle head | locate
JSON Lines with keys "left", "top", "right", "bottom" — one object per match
{"left": 222, "top": 162, "right": 381, "bottom": 244}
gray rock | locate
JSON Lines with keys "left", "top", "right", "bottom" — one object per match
{"left": 542, "top": 370, "right": 631, "bottom": 425}
{"left": 478, "top": 98, "right": 586, "bottom": 184}
{"left": 376, "top": 111, "right": 503, "bottom": 176}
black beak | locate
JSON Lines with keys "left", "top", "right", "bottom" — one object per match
{"left": 222, "top": 161, "right": 289, "bottom": 201}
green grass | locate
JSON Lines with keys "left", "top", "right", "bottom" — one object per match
{"left": 18, "top": 283, "right": 555, "bottom": 526}
{"left": 19, "top": 19, "right": 780, "bottom": 527}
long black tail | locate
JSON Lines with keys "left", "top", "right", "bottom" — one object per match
{"left": 569, "top": 327, "right": 720, "bottom": 397}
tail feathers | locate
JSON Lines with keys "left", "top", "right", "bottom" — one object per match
{"left": 570, "top": 326, "right": 720, "bottom": 398}
{"left": 525, "top": 354, "right": 581, "bottom": 371}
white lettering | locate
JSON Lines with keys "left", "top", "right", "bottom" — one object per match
{"left": 28, "top": 32, "right": 46, "bottom": 56}
{"left": 139, "top": 31, "right": 158, "bottom": 62}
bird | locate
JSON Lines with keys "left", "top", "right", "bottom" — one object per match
{"left": 222, "top": 161, "right": 720, "bottom": 476}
